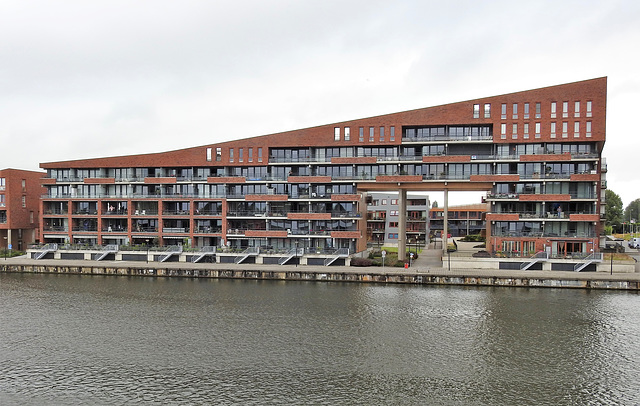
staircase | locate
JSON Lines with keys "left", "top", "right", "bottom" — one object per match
{"left": 519, "top": 251, "right": 549, "bottom": 270}
{"left": 324, "top": 248, "right": 349, "bottom": 266}
{"left": 191, "top": 246, "right": 216, "bottom": 263}
{"left": 96, "top": 244, "right": 118, "bottom": 261}
{"left": 278, "top": 248, "right": 302, "bottom": 265}
{"left": 34, "top": 243, "right": 58, "bottom": 260}
{"left": 234, "top": 247, "right": 260, "bottom": 264}
{"left": 159, "top": 245, "right": 183, "bottom": 262}
{"left": 574, "top": 253, "right": 604, "bottom": 272}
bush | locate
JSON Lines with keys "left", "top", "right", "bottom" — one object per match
{"left": 393, "top": 260, "right": 409, "bottom": 267}
{"left": 472, "top": 250, "right": 491, "bottom": 258}
{"left": 351, "top": 257, "right": 374, "bottom": 267}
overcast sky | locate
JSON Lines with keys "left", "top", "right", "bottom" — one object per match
{"left": 1, "top": 0, "right": 638, "bottom": 207}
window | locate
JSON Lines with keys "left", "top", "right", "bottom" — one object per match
{"left": 359, "top": 127, "right": 364, "bottom": 142}
{"left": 512, "top": 103, "right": 518, "bottom": 119}
{"left": 586, "top": 121, "right": 592, "bottom": 137}
{"left": 574, "top": 122, "right": 580, "bottom": 138}
{"left": 500, "top": 123, "right": 507, "bottom": 139}
{"left": 562, "top": 101, "right": 568, "bottom": 118}
{"left": 391, "top": 199, "right": 398, "bottom": 204}
{"left": 535, "top": 122, "right": 541, "bottom": 138}
{"left": 550, "top": 122, "right": 556, "bottom": 138}
{"left": 389, "top": 210, "right": 399, "bottom": 216}
{"left": 551, "top": 102, "right": 557, "bottom": 118}
{"left": 574, "top": 101, "right": 580, "bottom": 117}
{"left": 484, "top": 103, "right": 491, "bottom": 118}
{"left": 22, "top": 196, "right": 26, "bottom": 208}
{"left": 388, "top": 233, "right": 398, "bottom": 239}
{"left": 258, "top": 147, "right": 263, "bottom": 162}
{"left": 22, "top": 179, "right": 26, "bottom": 190}
{"left": 239, "top": 148, "right": 243, "bottom": 162}
{"left": 344, "top": 127, "right": 350, "bottom": 141}
{"left": 334, "top": 127, "right": 340, "bottom": 141}
{"left": 390, "top": 126, "right": 395, "bottom": 141}
{"left": 206, "top": 147, "right": 212, "bottom": 161}
{"left": 30, "top": 211, "right": 34, "bottom": 224}
{"left": 0, "top": 177, "right": 4, "bottom": 190}
{"left": 369, "top": 127, "right": 374, "bottom": 142}
{"left": 501, "top": 103, "right": 507, "bottom": 119}
{"left": 380, "top": 127, "right": 385, "bottom": 142}
{"left": 248, "top": 148, "right": 253, "bottom": 162}
{"left": 473, "top": 104, "right": 480, "bottom": 118}
{"left": 562, "top": 122, "right": 568, "bottom": 138}
{"left": 535, "top": 102, "right": 541, "bottom": 118}
{"left": 524, "top": 102, "right": 530, "bottom": 119}
{"left": 586, "top": 101, "right": 592, "bottom": 117}
{"left": 230, "top": 148, "right": 234, "bottom": 162}
{"left": 389, "top": 222, "right": 398, "bottom": 228}
{"left": 523, "top": 123, "right": 529, "bottom": 139}
{"left": 512, "top": 123, "right": 518, "bottom": 139}
{"left": 382, "top": 199, "right": 388, "bottom": 205}
{"left": 216, "top": 148, "right": 222, "bottom": 161}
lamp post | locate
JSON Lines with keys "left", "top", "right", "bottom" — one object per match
{"left": 146, "top": 238, "right": 150, "bottom": 263}
{"left": 3, "top": 236, "right": 7, "bottom": 260}
{"left": 294, "top": 240, "right": 299, "bottom": 267}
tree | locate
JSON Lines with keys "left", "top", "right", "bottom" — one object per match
{"left": 432, "top": 201, "right": 438, "bottom": 208}
{"left": 605, "top": 189, "right": 623, "bottom": 233}
{"left": 624, "top": 198, "right": 640, "bottom": 223}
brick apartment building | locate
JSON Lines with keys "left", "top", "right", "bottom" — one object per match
{"left": 38, "top": 77, "right": 607, "bottom": 260}
{"left": 367, "top": 192, "right": 430, "bottom": 247}
{"left": 0, "top": 168, "right": 46, "bottom": 251}
{"left": 430, "top": 203, "right": 488, "bottom": 238}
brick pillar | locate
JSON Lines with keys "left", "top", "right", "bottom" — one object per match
{"left": 398, "top": 190, "right": 407, "bottom": 261}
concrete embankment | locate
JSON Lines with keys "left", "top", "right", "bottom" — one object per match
{"left": 2, "top": 257, "right": 640, "bottom": 291}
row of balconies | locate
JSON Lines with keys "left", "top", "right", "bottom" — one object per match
{"left": 486, "top": 192, "right": 597, "bottom": 200}
{"left": 43, "top": 210, "right": 361, "bottom": 219}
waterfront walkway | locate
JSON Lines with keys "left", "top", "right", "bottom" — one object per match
{"left": 2, "top": 254, "right": 640, "bottom": 284}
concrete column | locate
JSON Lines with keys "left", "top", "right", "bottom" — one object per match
{"left": 7, "top": 228, "right": 12, "bottom": 247}
{"left": 398, "top": 190, "right": 407, "bottom": 261}
{"left": 443, "top": 190, "right": 448, "bottom": 250}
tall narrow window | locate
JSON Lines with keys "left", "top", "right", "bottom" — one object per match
{"left": 22, "top": 196, "right": 26, "bottom": 208}
{"left": 390, "top": 126, "right": 395, "bottom": 141}
{"left": 206, "top": 147, "right": 212, "bottom": 161}
{"left": 248, "top": 147, "right": 253, "bottom": 162}
{"left": 551, "top": 102, "right": 557, "bottom": 118}
{"left": 334, "top": 127, "right": 340, "bottom": 141}
{"left": 216, "top": 148, "right": 222, "bottom": 161}
{"left": 535, "top": 122, "right": 541, "bottom": 138}
{"left": 369, "top": 127, "right": 374, "bottom": 142}
{"left": 230, "top": 148, "right": 234, "bottom": 162}
{"left": 512, "top": 103, "right": 518, "bottom": 119}
{"left": 512, "top": 123, "right": 518, "bottom": 139}
{"left": 258, "top": 147, "right": 263, "bottom": 162}
{"left": 586, "top": 121, "right": 592, "bottom": 137}
{"left": 523, "top": 123, "right": 529, "bottom": 139}
{"left": 574, "top": 101, "right": 580, "bottom": 117}
{"left": 344, "top": 127, "right": 350, "bottom": 141}
{"left": 562, "top": 101, "right": 568, "bottom": 118}
{"left": 473, "top": 104, "right": 480, "bottom": 118}
{"left": 550, "top": 122, "right": 557, "bottom": 138}
{"left": 501, "top": 103, "right": 507, "bottom": 119}
{"left": 484, "top": 103, "right": 491, "bottom": 118}
{"left": 524, "top": 103, "right": 530, "bottom": 119}
{"left": 535, "top": 102, "right": 541, "bottom": 118}
{"left": 359, "top": 127, "right": 364, "bottom": 142}
{"left": 500, "top": 123, "right": 507, "bottom": 139}
{"left": 574, "top": 122, "right": 580, "bottom": 137}
{"left": 239, "top": 148, "right": 243, "bottom": 162}
{"left": 562, "top": 122, "right": 568, "bottom": 138}
{"left": 380, "top": 127, "right": 385, "bottom": 142}
{"left": 586, "top": 101, "right": 593, "bottom": 117}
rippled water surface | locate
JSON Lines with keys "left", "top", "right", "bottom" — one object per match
{"left": 2, "top": 273, "right": 640, "bottom": 405}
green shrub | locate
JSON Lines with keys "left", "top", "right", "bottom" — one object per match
{"left": 351, "top": 257, "right": 374, "bottom": 267}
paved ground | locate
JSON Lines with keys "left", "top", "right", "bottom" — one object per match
{"left": 3, "top": 251, "right": 640, "bottom": 282}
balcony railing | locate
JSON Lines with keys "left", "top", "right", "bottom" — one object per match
{"left": 402, "top": 134, "right": 493, "bottom": 142}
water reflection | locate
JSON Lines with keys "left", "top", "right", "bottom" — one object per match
{"left": 1, "top": 274, "right": 639, "bottom": 405}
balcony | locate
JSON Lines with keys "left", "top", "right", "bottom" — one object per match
{"left": 402, "top": 134, "right": 493, "bottom": 143}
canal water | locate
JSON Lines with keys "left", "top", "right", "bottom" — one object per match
{"left": 1, "top": 273, "right": 639, "bottom": 405}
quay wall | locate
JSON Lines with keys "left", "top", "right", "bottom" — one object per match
{"left": 2, "top": 263, "right": 640, "bottom": 291}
